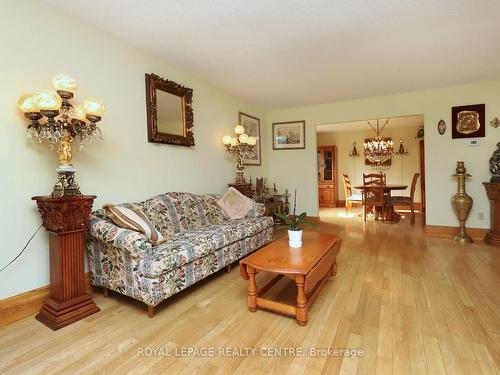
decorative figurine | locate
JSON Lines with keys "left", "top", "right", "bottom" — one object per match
{"left": 489, "top": 142, "right": 500, "bottom": 182}
{"left": 451, "top": 161, "right": 473, "bottom": 243}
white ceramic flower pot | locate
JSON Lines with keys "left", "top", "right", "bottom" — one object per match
{"left": 288, "top": 229, "right": 303, "bottom": 248}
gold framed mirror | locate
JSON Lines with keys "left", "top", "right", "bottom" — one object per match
{"left": 145, "top": 73, "right": 194, "bottom": 146}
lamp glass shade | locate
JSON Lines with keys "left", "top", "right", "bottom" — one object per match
{"left": 230, "top": 137, "right": 238, "bottom": 147}
{"left": 52, "top": 73, "right": 77, "bottom": 93}
{"left": 83, "top": 98, "right": 105, "bottom": 116}
{"left": 17, "top": 93, "right": 39, "bottom": 113}
{"left": 247, "top": 136, "right": 257, "bottom": 146}
{"left": 234, "top": 124, "right": 245, "bottom": 135}
{"left": 73, "top": 104, "right": 87, "bottom": 121}
{"left": 239, "top": 133, "right": 249, "bottom": 144}
{"left": 222, "top": 135, "right": 232, "bottom": 145}
{"left": 36, "top": 90, "right": 62, "bottom": 110}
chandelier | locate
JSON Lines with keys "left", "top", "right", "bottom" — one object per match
{"left": 17, "top": 73, "right": 105, "bottom": 197}
{"left": 364, "top": 119, "right": 394, "bottom": 164}
{"left": 222, "top": 125, "right": 256, "bottom": 184}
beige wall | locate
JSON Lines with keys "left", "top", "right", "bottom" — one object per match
{"left": 267, "top": 79, "right": 500, "bottom": 228}
{"left": 317, "top": 125, "right": 421, "bottom": 202}
{"left": 0, "top": 1, "right": 268, "bottom": 299}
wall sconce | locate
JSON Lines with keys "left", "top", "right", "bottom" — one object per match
{"left": 349, "top": 142, "right": 360, "bottom": 157}
{"left": 490, "top": 117, "right": 500, "bottom": 128}
{"left": 415, "top": 124, "right": 424, "bottom": 139}
{"left": 395, "top": 138, "right": 408, "bottom": 155}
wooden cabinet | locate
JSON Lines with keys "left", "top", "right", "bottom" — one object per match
{"left": 318, "top": 146, "right": 337, "bottom": 207}
{"left": 228, "top": 183, "right": 253, "bottom": 198}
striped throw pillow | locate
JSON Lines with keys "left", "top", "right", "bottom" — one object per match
{"left": 103, "top": 204, "right": 166, "bottom": 245}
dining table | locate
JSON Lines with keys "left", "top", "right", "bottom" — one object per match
{"left": 353, "top": 184, "right": 408, "bottom": 222}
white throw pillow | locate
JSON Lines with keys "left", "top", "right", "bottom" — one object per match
{"left": 217, "top": 187, "right": 256, "bottom": 220}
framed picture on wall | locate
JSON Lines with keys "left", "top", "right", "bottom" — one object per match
{"left": 239, "top": 112, "right": 261, "bottom": 165}
{"left": 272, "top": 120, "right": 306, "bottom": 150}
{"left": 451, "top": 104, "right": 485, "bottom": 139}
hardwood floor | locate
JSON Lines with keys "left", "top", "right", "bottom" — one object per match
{"left": 2, "top": 208, "right": 500, "bottom": 374}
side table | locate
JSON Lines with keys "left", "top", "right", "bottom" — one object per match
{"left": 32, "top": 195, "right": 100, "bottom": 330}
{"left": 264, "top": 200, "right": 285, "bottom": 224}
{"left": 228, "top": 182, "right": 253, "bottom": 198}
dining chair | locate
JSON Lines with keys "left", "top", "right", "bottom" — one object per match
{"left": 362, "top": 173, "right": 387, "bottom": 222}
{"left": 389, "top": 173, "right": 420, "bottom": 224}
{"left": 341, "top": 174, "right": 362, "bottom": 214}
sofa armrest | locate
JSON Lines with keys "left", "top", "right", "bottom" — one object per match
{"left": 246, "top": 202, "right": 266, "bottom": 218}
{"left": 88, "top": 215, "right": 153, "bottom": 258}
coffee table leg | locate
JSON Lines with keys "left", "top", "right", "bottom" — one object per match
{"left": 295, "top": 275, "right": 307, "bottom": 326}
{"left": 247, "top": 266, "right": 257, "bottom": 312}
{"left": 331, "top": 258, "right": 337, "bottom": 276}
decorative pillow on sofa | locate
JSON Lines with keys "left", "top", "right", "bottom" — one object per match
{"left": 217, "top": 187, "right": 256, "bottom": 220}
{"left": 103, "top": 204, "right": 166, "bottom": 245}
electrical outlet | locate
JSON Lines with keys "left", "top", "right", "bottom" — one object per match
{"left": 478, "top": 212, "right": 484, "bottom": 220}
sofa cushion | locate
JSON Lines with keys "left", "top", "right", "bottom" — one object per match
{"left": 159, "top": 192, "right": 210, "bottom": 231}
{"left": 197, "top": 194, "right": 228, "bottom": 224}
{"left": 139, "top": 196, "right": 177, "bottom": 240}
{"left": 139, "top": 216, "right": 273, "bottom": 278}
{"left": 217, "top": 187, "right": 256, "bottom": 219}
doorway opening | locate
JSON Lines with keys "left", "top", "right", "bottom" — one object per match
{"left": 315, "top": 115, "right": 425, "bottom": 224}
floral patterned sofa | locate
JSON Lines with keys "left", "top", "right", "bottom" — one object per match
{"left": 87, "top": 192, "right": 274, "bottom": 317}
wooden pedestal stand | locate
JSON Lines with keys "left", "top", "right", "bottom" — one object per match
{"left": 483, "top": 182, "right": 500, "bottom": 246}
{"left": 32, "top": 195, "right": 100, "bottom": 330}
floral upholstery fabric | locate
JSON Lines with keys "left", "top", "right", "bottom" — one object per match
{"left": 89, "top": 215, "right": 153, "bottom": 258}
{"left": 246, "top": 202, "right": 265, "bottom": 218}
{"left": 140, "top": 216, "right": 274, "bottom": 278}
{"left": 87, "top": 227, "right": 273, "bottom": 306}
{"left": 87, "top": 192, "right": 273, "bottom": 307}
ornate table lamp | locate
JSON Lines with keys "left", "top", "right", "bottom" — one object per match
{"left": 18, "top": 73, "right": 104, "bottom": 197}
{"left": 222, "top": 124, "right": 256, "bottom": 184}
{"left": 18, "top": 74, "right": 104, "bottom": 329}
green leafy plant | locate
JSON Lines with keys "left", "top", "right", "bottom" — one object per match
{"left": 275, "top": 189, "right": 316, "bottom": 231}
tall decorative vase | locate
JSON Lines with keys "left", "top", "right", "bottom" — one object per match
{"left": 451, "top": 161, "right": 473, "bottom": 243}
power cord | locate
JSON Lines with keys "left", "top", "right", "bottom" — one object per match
{"left": 0, "top": 224, "right": 43, "bottom": 274}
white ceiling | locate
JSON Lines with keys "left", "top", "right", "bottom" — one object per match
{"left": 42, "top": 0, "right": 500, "bottom": 109}
{"left": 316, "top": 115, "right": 423, "bottom": 133}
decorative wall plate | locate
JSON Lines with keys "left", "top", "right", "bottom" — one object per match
{"left": 437, "top": 119, "right": 446, "bottom": 135}
{"left": 451, "top": 104, "right": 485, "bottom": 139}
{"left": 457, "top": 111, "right": 480, "bottom": 134}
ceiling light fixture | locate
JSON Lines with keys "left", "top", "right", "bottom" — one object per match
{"left": 364, "top": 119, "right": 394, "bottom": 165}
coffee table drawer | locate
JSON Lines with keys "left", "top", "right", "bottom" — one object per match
{"left": 304, "top": 241, "right": 339, "bottom": 294}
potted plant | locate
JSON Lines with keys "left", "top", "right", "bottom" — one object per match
{"left": 275, "top": 189, "right": 316, "bottom": 248}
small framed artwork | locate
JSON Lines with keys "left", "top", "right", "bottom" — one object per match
{"left": 239, "top": 112, "right": 261, "bottom": 165}
{"left": 437, "top": 119, "right": 446, "bottom": 135}
{"left": 272, "top": 121, "right": 306, "bottom": 150}
{"left": 452, "top": 104, "right": 485, "bottom": 139}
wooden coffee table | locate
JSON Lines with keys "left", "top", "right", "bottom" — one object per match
{"left": 239, "top": 232, "right": 340, "bottom": 326}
